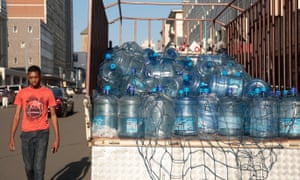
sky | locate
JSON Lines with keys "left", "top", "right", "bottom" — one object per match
{"left": 73, "top": 0, "right": 181, "bottom": 51}
{"left": 73, "top": 1, "right": 88, "bottom": 51}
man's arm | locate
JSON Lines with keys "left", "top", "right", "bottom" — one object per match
{"left": 49, "top": 106, "right": 60, "bottom": 153}
{"left": 8, "top": 105, "right": 22, "bottom": 151}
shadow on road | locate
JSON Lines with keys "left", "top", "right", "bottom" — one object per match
{"left": 50, "top": 157, "right": 90, "bottom": 180}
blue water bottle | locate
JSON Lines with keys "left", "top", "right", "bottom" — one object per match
{"left": 174, "top": 88, "right": 198, "bottom": 136}
{"left": 92, "top": 85, "right": 118, "bottom": 137}
{"left": 279, "top": 87, "right": 300, "bottom": 138}
{"left": 197, "top": 88, "right": 219, "bottom": 135}
{"left": 249, "top": 87, "right": 278, "bottom": 138}
{"left": 144, "top": 86, "right": 175, "bottom": 138}
{"left": 118, "top": 86, "right": 144, "bottom": 138}
{"left": 218, "top": 88, "right": 245, "bottom": 137}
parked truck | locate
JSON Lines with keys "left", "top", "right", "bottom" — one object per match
{"left": 84, "top": 1, "right": 300, "bottom": 179}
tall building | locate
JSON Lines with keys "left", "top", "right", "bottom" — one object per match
{"left": 0, "top": 0, "right": 8, "bottom": 67}
{"left": 162, "top": 9, "right": 184, "bottom": 48}
{"left": 72, "top": 27, "right": 88, "bottom": 90}
{"left": 183, "top": 0, "right": 256, "bottom": 51}
{"left": 6, "top": 0, "right": 73, "bottom": 83}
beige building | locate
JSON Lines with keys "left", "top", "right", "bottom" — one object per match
{"left": 80, "top": 27, "right": 88, "bottom": 52}
{"left": 6, "top": 0, "right": 73, "bottom": 82}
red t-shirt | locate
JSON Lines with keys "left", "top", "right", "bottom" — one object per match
{"left": 14, "top": 86, "right": 56, "bottom": 132}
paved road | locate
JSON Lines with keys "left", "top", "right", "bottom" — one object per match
{"left": 0, "top": 94, "right": 91, "bottom": 180}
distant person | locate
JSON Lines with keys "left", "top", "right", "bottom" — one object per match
{"left": 2, "top": 87, "right": 9, "bottom": 108}
{"left": 8, "top": 65, "right": 60, "bottom": 180}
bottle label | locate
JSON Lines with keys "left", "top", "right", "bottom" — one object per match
{"left": 279, "top": 118, "right": 300, "bottom": 135}
{"left": 175, "top": 117, "right": 195, "bottom": 131}
{"left": 126, "top": 118, "right": 138, "bottom": 133}
{"left": 93, "top": 116, "right": 104, "bottom": 128}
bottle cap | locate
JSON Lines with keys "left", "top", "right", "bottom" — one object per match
{"left": 254, "top": 87, "right": 261, "bottom": 94}
{"left": 186, "top": 56, "right": 192, "bottom": 61}
{"left": 183, "top": 74, "right": 189, "bottom": 81}
{"left": 227, "top": 88, "right": 233, "bottom": 96}
{"left": 282, "top": 90, "right": 289, "bottom": 96}
{"left": 104, "top": 85, "right": 111, "bottom": 91}
{"left": 200, "top": 82, "right": 208, "bottom": 87}
{"left": 127, "top": 86, "right": 135, "bottom": 95}
{"left": 290, "top": 87, "right": 297, "bottom": 96}
{"left": 275, "top": 90, "right": 281, "bottom": 97}
{"left": 187, "top": 60, "right": 193, "bottom": 67}
{"left": 207, "top": 62, "right": 213, "bottom": 68}
{"left": 156, "top": 85, "right": 163, "bottom": 92}
{"left": 235, "top": 71, "right": 241, "bottom": 77}
{"left": 151, "top": 87, "right": 157, "bottom": 93}
{"left": 103, "top": 85, "right": 111, "bottom": 94}
{"left": 110, "top": 63, "right": 117, "bottom": 70}
{"left": 105, "top": 53, "right": 112, "bottom": 60}
{"left": 221, "top": 70, "right": 228, "bottom": 76}
{"left": 203, "top": 88, "right": 209, "bottom": 94}
{"left": 178, "top": 89, "right": 184, "bottom": 95}
{"left": 153, "top": 52, "right": 158, "bottom": 57}
{"left": 261, "top": 87, "right": 267, "bottom": 92}
{"left": 183, "top": 87, "right": 190, "bottom": 93}
{"left": 131, "top": 67, "right": 137, "bottom": 74}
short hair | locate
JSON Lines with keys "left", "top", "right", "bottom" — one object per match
{"left": 28, "top": 65, "right": 41, "bottom": 75}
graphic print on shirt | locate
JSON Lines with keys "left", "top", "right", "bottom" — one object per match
{"left": 25, "top": 95, "right": 45, "bottom": 120}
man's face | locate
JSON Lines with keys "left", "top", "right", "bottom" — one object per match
{"left": 28, "top": 71, "right": 41, "bottom": 88}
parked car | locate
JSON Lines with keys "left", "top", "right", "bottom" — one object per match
{"left": 0, "top": 88, "right": 15, "bottom": 105}
{"left": 50, "top": 87, "right": 74, "bottom": 117}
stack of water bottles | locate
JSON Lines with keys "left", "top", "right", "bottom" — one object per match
{"left": 92, "top": 41, "right": 300, "bottom": 140}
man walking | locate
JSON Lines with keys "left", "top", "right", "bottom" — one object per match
{"left": 2, "top": 87, "right": 9, "bottom": 108}
{"left": 8, "top": 65, "right": 60, "bottom": 180}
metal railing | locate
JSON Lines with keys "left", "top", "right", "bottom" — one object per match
{"left": 227, "top": 0, "right": 299, "bottom": 90}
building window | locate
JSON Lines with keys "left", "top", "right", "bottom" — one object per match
{"left": 14, "top": 57, "right": 18, "bottom": 64}
{"left": 13, "top": 26, "right": 18, "bottom": 33}
{"left": 28, "top": 26, "right": 33, "bottom": 33}
{"left": 29, "top": 57, "right": 33, "bottom": 64}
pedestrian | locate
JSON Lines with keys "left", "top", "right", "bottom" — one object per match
{"left": 8, "top": 65, "right": 60, "bottom": 180}
{"left": 2, "top": 87, "right": 9, "bottom": 108}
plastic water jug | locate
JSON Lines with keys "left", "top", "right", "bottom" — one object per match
{"left": 118, "top": 86, "right": 144, "bottom": 138}
{"left": 98, "top": 60, "right": 122, "bottom": 96}
{"left": 181, "top": 70, "right": 203, "bottom": 96}
{"left": 242, "top": 79, "right": 271, "bottom": 97}
{"left": 163, "top": 47, "right": 178, "bottom": 60}
{"left": 279, "top": 88, "right": 300, "bottom": 138}
{"left": 218, "top": 88, "right": 245, "bottom": 137}
{"left": 174, "top": 88, "right": 198, "bottom": 136}
{"left": 144, "top": 86, "right": 175, "bottom": 138}
{"left": 249, "top": 87, "right": 279, "bottom": 138}
{"left": 92, "top": 85, "right": 118, "bottom": 137}
{"left": 209, "top": 72, "right": 244, "bottom": 97}
{"left": 197, "top": 88, "right": 219, "bottom": 134}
